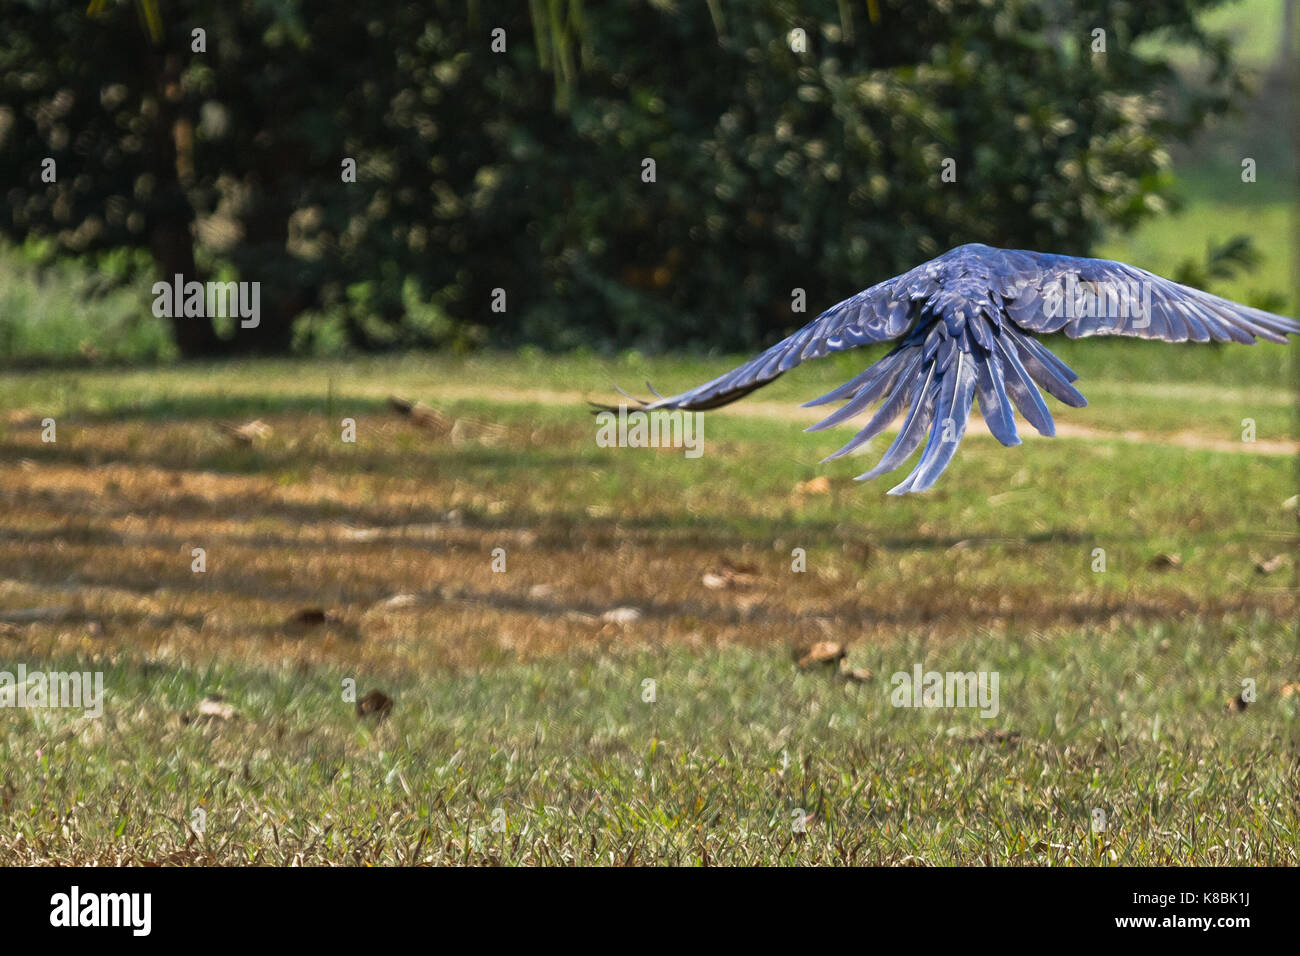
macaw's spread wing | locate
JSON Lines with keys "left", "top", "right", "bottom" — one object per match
{"left": 997, "top": 250, "right": 1299, "bottom": 344}
{"left": 618, "top": 262, "right": 939, "bottom": 411}
{"left": 600, "top": 244, "right": 1300, "bottom": 494}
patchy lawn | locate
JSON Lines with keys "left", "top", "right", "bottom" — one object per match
{"left": 0, "top": 347, "right": 1296, "bottom": 864}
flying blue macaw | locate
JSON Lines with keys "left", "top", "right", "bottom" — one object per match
{"left": 604, "top": 244, "right": 1300, "bottom": 494}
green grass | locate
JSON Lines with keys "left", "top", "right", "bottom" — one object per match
{"left": 1147, "top": 0, "right": 1287, "bottom": 72}
{"left": 0, "top": 349, "right": 1295, "bottom": 865}
{"left": 6, "top": 616, "right": 1297, "bottom": 866}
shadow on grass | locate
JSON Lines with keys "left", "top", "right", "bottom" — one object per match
{"left": 0, "top": 536, "right": 1278, "bottom": 641}
{"left": 0, "top": 464, "right": 1172, "bottom": 559}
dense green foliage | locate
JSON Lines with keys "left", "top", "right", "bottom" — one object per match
{"left": 0, "top": 1, "right": 1254, "bottom": 355}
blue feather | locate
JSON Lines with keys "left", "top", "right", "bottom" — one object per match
{"left": 605, "top": 243, "right": 1299, "bottom": 493}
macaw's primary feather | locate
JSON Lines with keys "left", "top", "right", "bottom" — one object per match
{"left": 600, "top": 243, "right": 1300, "bottom": 494}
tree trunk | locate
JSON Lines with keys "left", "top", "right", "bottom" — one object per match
{"left": 146, "top": 50, "right": 226, "bottom": 358}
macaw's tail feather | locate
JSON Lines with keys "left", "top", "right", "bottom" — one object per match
{"left": 803, "top": 320, "right": 1088, "bottom": 494}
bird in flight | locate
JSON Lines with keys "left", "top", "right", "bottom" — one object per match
{"left": 601, "top": 244, "right": 1299, "bottom": 494}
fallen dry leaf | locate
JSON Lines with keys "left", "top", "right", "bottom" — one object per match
{"left": 196, "top": 697, "right": 236, "bottom": 721}
{"left": 387, "top": 395, "right": 415, "bottom": 414}
{"left": 601, "top": 607, "right": 642, "bottom": 625}
{"left": 372, "top": 593, "right": 418, "bottom": 611}
{"left": 411, "top": 404, "right": 450, "bottom": 430}
{"left": 1253, "top": 553, "right": 1290, "bottom": 575}
{"left": 450, "top": 417, "right": 508, "bottom": 446}
{"left": 794, "top": 475, "right": 832, "bottom": 496}
{"left": 1279, "top": 682, "right": 1300, "bottom": 698}
{"left": 1033, "top": 840, "right": 1071, "bottom": 854}
{"left": 356, "top": 689, "right": 394, "bottom": 720}
{"left": 219, "top": 419, "right": 272, "bottom": 446}
{"left": 701, "top": 558, "right": 758, "bottom": 590}
{"left": 284, "top": 607, "right": 343, "bottom": 636}
{"left": 388, "top": 395, "right": 450, "bottom": 432}
{"left": 796, "top": 641, "right": 846, "bottom": 670}
{"left": 389, "top": 395, "right": 504, "bottom": 444}
{"left": 959, "top": 729, "right": 1021, "bottom": 745}
{"left": 837, "top": 665, "right": 873, "bottom": 683}
{"left": 151, "top": 849, "right": 208, "bottom": 866}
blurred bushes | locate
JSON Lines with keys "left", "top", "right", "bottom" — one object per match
{"left": 0, "top": 242, "right": 173, "bottom": 365}
{"left": 0, "top": 0, "right": 1250, "bottom": 357}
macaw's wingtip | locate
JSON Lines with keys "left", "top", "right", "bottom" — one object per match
{"left": 608, "top": 380, "right": 651, "bottom": 406}
{"left": 887, "top": 473, "right": 936, "bottom": 495}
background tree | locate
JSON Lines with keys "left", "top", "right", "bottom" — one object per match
{"left": 0, "top": 0, "right": 1251, "bottom": 357}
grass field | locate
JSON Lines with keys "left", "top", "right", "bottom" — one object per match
{"left": 1, "top": 346, "right": 1296, "bottom": 865}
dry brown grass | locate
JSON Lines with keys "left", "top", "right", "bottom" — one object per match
{"left": 0, "top": 358, "right": 1295, "bottom": 865}
{"left": 2, "top": 399, "right": 1294, "bottom": 685}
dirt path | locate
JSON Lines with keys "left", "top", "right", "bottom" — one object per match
{"left": 423, "top": 384, "right": 1299, "bottom": 456}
